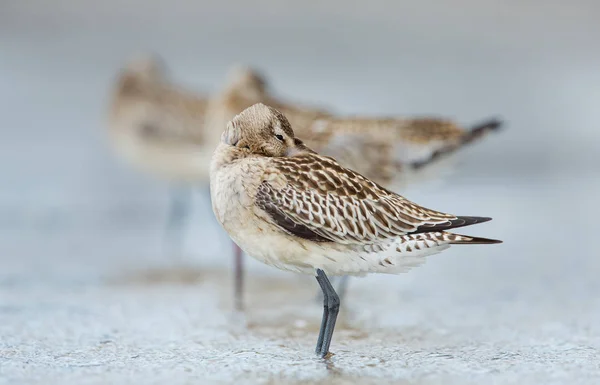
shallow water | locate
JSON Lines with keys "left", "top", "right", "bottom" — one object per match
{"left": 2, "top": 0, "right": 600, "bottom": 383}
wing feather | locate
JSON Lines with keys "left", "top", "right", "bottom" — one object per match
{"left": 256, "top": 153, "right": 467, "bottom": 245}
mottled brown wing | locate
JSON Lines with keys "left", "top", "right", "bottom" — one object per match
{"left": 255, "top": 153, "right": 464, "bottom": 245}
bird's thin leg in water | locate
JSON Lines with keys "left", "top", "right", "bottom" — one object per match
{"left": 315, "top": 269, "right": 340, "bottom": 358}
{"left": 233, "top": 243, "right": 244, "bottom": 311}
{"left": 164, "top": 187, "right": 191, "bottom": 259}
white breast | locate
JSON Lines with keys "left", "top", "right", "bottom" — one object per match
{"left": 210, "top": 151, "right": 242, "bottom": 228}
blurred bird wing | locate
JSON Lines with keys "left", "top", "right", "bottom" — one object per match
{"left": 398, "top": 118, "right": 465, "bottom": 143}
{"left": 307, "top": 117, "right": 466, "bottom": 167}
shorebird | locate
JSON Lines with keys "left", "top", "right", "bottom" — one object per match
{"left": 108, "top": 53, "right": 211, "bottom": 254}
{"left": 108, "top": 54, "right": 247, "bottom": 309}
{"left": 210, "top": 103, "right": 501, "bottom": 358}
{"left": 206, "top": 67, "right": 502, "bottom": 298}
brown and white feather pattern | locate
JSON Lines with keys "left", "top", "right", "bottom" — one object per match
{"left": 250, "top": 153, "right": 492, "bottom": 275}
{"left": 257, "top": 153, "right": 457, "bottom": 245}
{"left": 210, "top": 103, "right": 500, "bottom": 276}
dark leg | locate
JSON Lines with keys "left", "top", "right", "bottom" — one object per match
{"left": 163, "top": 187, "right": 191, "bottom": 259}
{"left": 315, "top": 269, "right": 340, "bottom": 358}
{"left": 233, "top": 242, "right": 244, "bottom": 311}
{"left": 315, "top": 273, "right": 330, "bottom": 355}
{"left": 315, "top": 276, "right": 350, "bottom": 303}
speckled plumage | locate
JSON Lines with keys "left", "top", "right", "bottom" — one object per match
{"left": 210, "top": 104, "right": 501, "bottom": 277}
{"left": 211, "top": 103, "right": 502, "bottom": 357}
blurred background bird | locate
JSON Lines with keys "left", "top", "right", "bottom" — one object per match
{"left": 207, "top": 65, "right": 502, "bottom": 191}
{"left": 108, "top": 53, "right": 212, "bottom": 260}
{"left": 204, "top": 65, "right": 333, "bottom": 145}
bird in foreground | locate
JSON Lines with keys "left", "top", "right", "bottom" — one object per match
{"left": 210, "top": 103, "right": 502, "bottom": 358}
{"left": 206, "top": 66, "right": 503, "bottom": 298}
{"left": 108, "top": 54, "right": 246, "bottom": 309}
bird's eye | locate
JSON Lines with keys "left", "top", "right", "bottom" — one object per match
{"left": 243, "top": 145, "right": 250, "bottom": 150}
{"left": 275, "top": 134, "right": 284, "bottom": 142}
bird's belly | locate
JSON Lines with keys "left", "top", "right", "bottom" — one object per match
{"left": 229, "top": 225, "right": 317, "bottom": 274}
{"left": 228, "top": 224, "right": 368, "bottom": 276}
